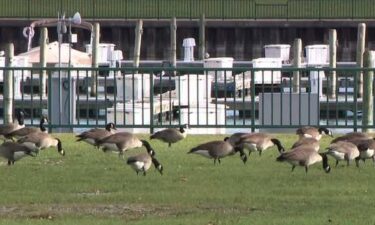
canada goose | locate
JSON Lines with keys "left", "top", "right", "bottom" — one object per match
{"left": 236, "top": 133, "right": 285, "bottom": 156}
{"left": 5, "top": 116, "right": 48, "bottom": 141}
{"left": 223, "top": 132, "right": 251, "bottom": 147}
{"left": 291, "top": 137, "right": 320, "bottom": 152}
{"left": 351, "top": 138, "right": 375, "bottom": 165}
{"left": 0, "top": 142, "right": 36, "bottom": 165}
{"left": 331, "top": 132, "right": 371, "bottom": 144}
{"left": 0, "top": 111, "right": 25, "bottom": 142}
{"left": 188, "top": 140, "right": 247, "bottom": 164}
{"left": 296, "top": 126, "right": 333, "bottom": 140}
{"left": 126, "top": 146, "right": 163, "bottom": 176}
{"left": 76, "top": 122, "right": 116, "bottom": 146}
{"left": 276, "top": 146, "right": 331, "bottom": 173}
{"left": 17, "top": 132, "right": 65, "bottom": 156}
{"left": 325, "top": 141, "right": 360, "bottom": 167}
{"left": 150, "top": 124, "right": 188, "bottom": 147}
{"left": 95, "top": 132, "right": 151, "bottom": 157}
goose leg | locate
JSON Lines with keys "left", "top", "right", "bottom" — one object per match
{"left": 291, "top": 165, "right": 296, "bottom": 172}
{"left": 355, "top": 157, "right": 360, "bottom": 168}
{"left": 143, "top": 169, "right": 147, "bottom": 176}
{"left": 335, "top": 160, "right": 339, "bottom": 167}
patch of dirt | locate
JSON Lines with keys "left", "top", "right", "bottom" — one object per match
{"left": 0, "top": 203, "right": 257, "bottom": 220}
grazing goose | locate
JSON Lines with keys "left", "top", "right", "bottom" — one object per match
{"left": 296, "top": 126, "right": 333, "bottom": 140}
{"left": 150, "top": 124, "right": 188, "bottom": 147}
{"left": 0, "top": 142, "right": 36, "bottom": 165}
{"left": 5, "top": 116, "right": 48, "bottom": 141}
{"left": 76, "top": 122, "right": 116, "bottom": 146}
{"left": 351, "top": 138, "right": 375, "bottom": 165}
{"left": 188, "top": 140, "right": 247, "bottom": 164}
{"left": 276, "top": 146, "right": 331, "bottom": 173}
{"left": 95, "top": 132, "right": 151, "bottom": 157}
{"left": 223, "top": 132, "right": 251, "bottom": 147}
{"left": 292, "top": 137, "right": 320, "bottom": 152}
{"left": 325, "top": 141, "right": 360, "bottom": 167}
{"left": 0, "top": 111, "right": 25, "bottom": 142}
{"left": 236, "top": 133, "right": 285, "bottom": 156}
{"left": 126, "top": 146, "right": 163, "bottom": 176}
{"left": 331, "top": 132, "right": 371, "bottom": 144}
{"left": 17, "top": 132, "right": 65, "bottom": 156}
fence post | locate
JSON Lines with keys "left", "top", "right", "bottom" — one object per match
{"left": 4, "top": 43, "right": 14, "bottom": 124}
{"left": 133, "top": 19, "right": 143, "bottom": 69}
{"left": 328, "top": 29, "right": 337, "bottom": 99}
{"left": 39, "top": 27, "right": 48, "bottom": 97}
{"left": 90, "top": 22, "right": 100, "bottom": 97}
{"left": 292, "top": 38, "right": 302, "bottom": 93}
{"left": 199, "top": 14, "right": 206, "bottom": 60}
{"left": 363, "top": 50, "right": 373, "bottom": 133}
{"left": 170, "top": 17, "right": 177, "bottom": 74}
{"left": 356, "top": 23, "right": 366, "bottom": 98}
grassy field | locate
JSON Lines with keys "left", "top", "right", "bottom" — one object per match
{"left": 0, "top": 133, "right": 375, "bottom": 225}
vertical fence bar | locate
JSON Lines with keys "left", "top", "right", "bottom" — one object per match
{"left": 4, "top": 43, "right": 14, "bottom": 124}
{"left": 329, "top": 29, "right": 337, "bottom": 99}
{"left": 356, "top": 23, "right": 366, "bottom": 98}
{"left": 353, "top": 69, "right": 358, "bottom": 131}
{"left": 199, "top": 14, "right": 206, "bottom": 60}
{"left": 91, "top": 22, "right": 100, "bottom": 97}
{"left": 293, "top": 38, "right": 302, "bottom": 93}
{"left": 251, "top": 69, "right": 255, "bottom": 132}
{"left": 363, "top": 50, "right": 374, "bottom": 132}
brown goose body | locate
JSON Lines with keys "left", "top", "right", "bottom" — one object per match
{"left": 0, "top": 142, "right": 35, "bottom": 165}
{"left": 96, "top": 132, "right": 149, "bottom": 157}
{"left": 188, "top": 140, "right": 247, "bottom": 164}
{"left": 76, "top": 122, "right": 116, "bottom": 146}
{"left": 276, "top": 146, "right": 331, "bottom": 173}
{"left": 5, "top": 117, "right": 48, "bottom": 140}
{"left": 126, "top": 147, "right": 163, "bottom": 176}
{"left": 326, "top": 141, "right": 360, "bottom": 167}
{"left": 17, "top": 132, "right": 65, "bottom": 156}
{"left": 236, "top": 133, "right": 285, "bottom": 156}
{"left": 296, "top": 126, "right": 332, "bottom": 140}
{"left": 0, "top": 111, "right": 25, "bottom": 141}
{"left": 224, "top": 132, "right": 251, "bottom": 147}
{"left": 331, "top": 132, "right": 372, "bottom": 144}
{"left": 292, "top": 137, "right": 320, "bottom": 152}
{"left": 350, "top": 138, "right": 375, "bottom": 165}
{"left": 150, "top": 125, "right": 188, "bottom": 147}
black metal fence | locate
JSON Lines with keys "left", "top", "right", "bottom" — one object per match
{"left": 0, "top": 66, "right": 373, "bottom": 133}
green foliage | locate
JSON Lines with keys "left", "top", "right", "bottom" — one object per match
{"left": 0, "top": 133, "right": 375, "bottom": 224}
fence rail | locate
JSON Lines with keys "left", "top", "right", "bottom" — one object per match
{"left": 0, "top": 66, "right": 373, "bottom": 133}
{"left": 0, "top": 0, "right": 375, "bottom": 20}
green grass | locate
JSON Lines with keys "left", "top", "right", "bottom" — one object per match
{"left": 1, "top": 133, "right": 375, "bottom": 224}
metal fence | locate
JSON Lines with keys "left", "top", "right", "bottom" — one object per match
{"left": 1, "top": 0, "right": 375, "bottom": 20}
{"left": 0, "top": 66, "right": 374, "bottom": 133}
